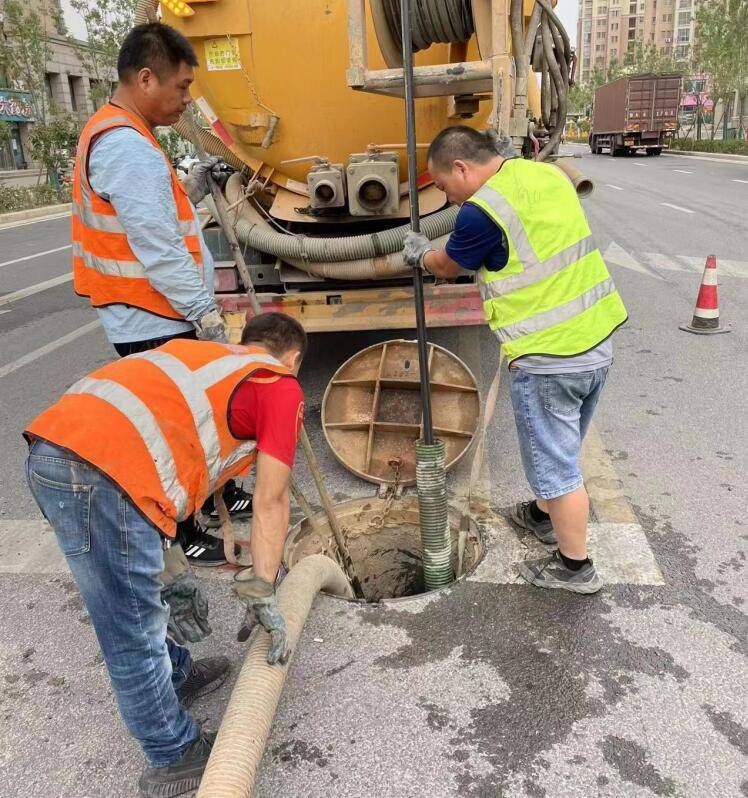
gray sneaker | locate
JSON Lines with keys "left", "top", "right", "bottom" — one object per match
{"left": 510, "top": 501, "right": 557, "bottom": 545}
{"left": 518, "top": 550, "right": 603, "bottom": 594}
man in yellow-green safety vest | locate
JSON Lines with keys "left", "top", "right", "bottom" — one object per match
{"left": 404, "top": 126, "right": 627, "bottom": 595}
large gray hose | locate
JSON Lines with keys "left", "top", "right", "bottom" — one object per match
{"left": 234, "top": 200, "right": 459, "bottom": 265}
{"left": 197, "top": 555, "right": 353, "bottom": 798}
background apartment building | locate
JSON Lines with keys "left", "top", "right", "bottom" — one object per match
{"left": 0, "top": 0, "right": 113, "bottom": 178}
{"left": 577, "top": 0, "right": 698, "bottom": 83}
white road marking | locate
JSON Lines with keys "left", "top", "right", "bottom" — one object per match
{"left": 0, "top": 271, "right": 73, "bottom": 306}
{"left": 660, "top": 202, "right": 695, "bottom": 214}
{"left": 603, "top": 241, "right": 656, "bottom": 277}
{"left": 632, "top": 162, "right": 648, "bottom": 167}
{"left": 603, "top": 242, "right": 747, "bottom": 280}
{"left": 471, "top": 521, "right": 664, "bottom": 586}
{"left": 733, "top": 179, "right": 748, "bottom": 184}
{"left": 605, "top": 183, "right": 624, "bottom": 190}
{"left": 673, "top": 169, "right": 693, "bottom": 174}
{"left": 0, "top": 319, "right": 101, "bottom": 379}
{"left": 0, "top": 244, "right": 72, "bottom": 270}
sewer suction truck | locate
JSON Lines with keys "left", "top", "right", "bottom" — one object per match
{"left": 135, "top": 0, "right": 577, "bottom": 332}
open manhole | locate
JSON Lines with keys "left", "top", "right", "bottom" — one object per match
{"left": 283, "top": 495, "right": 485, "bottom": 603}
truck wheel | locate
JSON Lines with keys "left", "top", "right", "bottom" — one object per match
{"left": 611, "top": 147, "right": 626, "bottom": 157}
{"left": 647, "top": 148, "right": 662, "bottom": 157}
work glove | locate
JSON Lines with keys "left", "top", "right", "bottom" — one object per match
{"left": 483, "top": 129, "right": 516, "bottom": 159}
{"left": 183, "top": 155, "right": 224, "bottom": 205}
{"left": 233, "top": 569, "right": 290, "bottom": 666}
{"left": 160, "top": 543, "right": 212, "bottom": 646}
{"left": 194, "top": 308, "right": 229, "bottom": 343}
{"left": 403, "top": 231, "right": 433, "bottom": 270}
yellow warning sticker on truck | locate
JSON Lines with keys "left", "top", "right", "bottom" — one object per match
{"left": 204, "top": 37, "right": 241, "bottom": 71}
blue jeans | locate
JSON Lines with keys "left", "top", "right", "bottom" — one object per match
{"left": 509, "top": 367, "right": 609, "bottom": 500}
{"left": 25, "top": 440, "right": 199, "bottom": 767}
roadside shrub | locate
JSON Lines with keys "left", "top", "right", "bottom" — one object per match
{"left": 671, "top": 138, "right": 748, "bottom": 155}
{"left": 0, "top": 183, "right": 72, "bottom": 214}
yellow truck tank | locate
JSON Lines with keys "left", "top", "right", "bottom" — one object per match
{"left": 135, "top": 0, "right": 570, "bottom": 331}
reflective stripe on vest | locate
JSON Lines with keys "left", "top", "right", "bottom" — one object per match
{"left": 72, "top": 104, "right": 203, "bottom": 318}
{"left": 468, "top": 160, "right": 627, "bottom": 360}
{"left": 66, "top": 375, "right": 190, "bottom": 518}
{"left": 64, "top": 350, "right": 283, "bottom": 520}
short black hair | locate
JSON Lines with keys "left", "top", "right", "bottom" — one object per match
{"left": 117, "top": 23, "right": 198, "bottom": 81}
{"left": 241, "top": 312, "right": 308, "bottom": 360}
{"left": 428, "top": 125, "right": 496, "bottom": 171}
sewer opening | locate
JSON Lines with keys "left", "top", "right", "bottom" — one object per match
{"left": 283, "top": 496, "right": 485, "bottom": 603}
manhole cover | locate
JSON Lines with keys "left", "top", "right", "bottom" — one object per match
{"left": 321, "top": 340, "right": 480, "bottom": 485}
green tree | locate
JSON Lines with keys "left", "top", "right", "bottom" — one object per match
{"left": 694, "top": 0, "right": 748, "bottom": 137}
{"left": 568, "top": 62, "right": 622, "bottom": 114}
{"left": 67, "top": 0, "right": 137, "bottom": 109}
{"left": 28, "top": 114, "right": 79, "bottom": 176}
{"left": 623, "top": 42, "right": 686, "bottom": 75}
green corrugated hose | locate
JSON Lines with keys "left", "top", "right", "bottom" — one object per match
{"left": 415, "top": 439, "right": 453, "bottom": 589}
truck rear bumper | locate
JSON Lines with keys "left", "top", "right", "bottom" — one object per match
{"left": 217, "top": 282, "right": 485, "bottom": 332}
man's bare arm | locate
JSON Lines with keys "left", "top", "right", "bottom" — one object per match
{"left": 422, "top": 248, "right": 464, "bottom": 279}
{"left": 249, "top": 451, "right": 292, "bottom": 582}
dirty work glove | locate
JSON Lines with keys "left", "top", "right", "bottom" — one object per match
{"left": 160, "top": 544, "right": 212, "bottom": 646}
{"left": 403, "top": 231, "right": 433, "bottom": 269}
{"left": 483, "top": 129, "right": 516, "bottom": 159}
{"left": 233, "top": 570, "right": 290, "bottom": 666}
{"left": 183, "top": 155, "right": 224, "bottom": 205}
{"left": 194, "top": 308, "right": 228, "bottom": 343}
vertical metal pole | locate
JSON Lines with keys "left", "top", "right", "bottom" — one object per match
{"left": 399, "top": 0, "right": 434, "bottom": 445}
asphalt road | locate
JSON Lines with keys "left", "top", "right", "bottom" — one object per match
{"left": 0, "top": 148, "right": 746, "bottom": 797}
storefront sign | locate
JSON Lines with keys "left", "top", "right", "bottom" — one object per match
{"left": 0, "top": 90, "right": 35, "bottom": 122}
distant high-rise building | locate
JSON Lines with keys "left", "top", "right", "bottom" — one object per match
{"left": 576, "top": 0, "right": 698, "bottom": 83}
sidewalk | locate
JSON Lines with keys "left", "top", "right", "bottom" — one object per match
{"left": 0, "top": 203, "right": 71, "bottom": 229}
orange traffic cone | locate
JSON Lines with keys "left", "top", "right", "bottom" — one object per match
{"left": 679, "top": 255, "right": 730, "bottom": 335}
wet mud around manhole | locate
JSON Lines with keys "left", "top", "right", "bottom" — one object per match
{"left": 283, "top": 496, "right": 484, "bottom": 603}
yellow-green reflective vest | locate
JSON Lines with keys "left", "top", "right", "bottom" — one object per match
{"left": 467, "top": 158, "right": 627, "bottom": 363}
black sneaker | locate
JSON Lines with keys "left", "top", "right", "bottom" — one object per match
{"left": 139, "top": 731, "right": 216, "bottom": 797}
{"left": 176, "top": 656, "right": 230, "bottom": 708}
{"left": 509, "top": 500, "right": 557, "bottom": 545}
{"left": 518, "top": 550, "right": 603, "bottom": 594}
{"left": 204, "top": 482, "right": 253, "bottom": 529}
{"left": 181, "top": 525, "right": 240, "bottom": 567}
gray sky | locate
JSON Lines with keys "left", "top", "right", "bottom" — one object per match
{"left": 556, "top": 0, "right": 578, "bottom": 47}
{"left": 58, "top": 0, "right": 579, "bottom": 54}
{"left": 60, "top": 0, "right": 87, "bottom": 40}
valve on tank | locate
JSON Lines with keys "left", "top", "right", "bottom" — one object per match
{"left": 282, "top": 155, "right": 347, "bottom": 210}
{"left": 346, "top": 150, "right": 400, "bottom": 216}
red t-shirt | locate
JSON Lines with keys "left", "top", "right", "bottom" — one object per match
{"left": 228, "top": 370, "right": 304, "bottom": 468}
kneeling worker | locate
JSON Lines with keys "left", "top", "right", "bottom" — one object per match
{"left": 404, "top": 127, "right": 627, "bottom": 594}
{"left": 23, "top": 312, "right": 307, "bottom": 797}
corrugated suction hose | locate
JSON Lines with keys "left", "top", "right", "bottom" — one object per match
{"left": 197, "top": 555, "right": 353, "bottom": 798}
{"left": 416, "top": 440, "right": 453, "bottom": 589}
{"left": 233, "top": 200, "right": 459, "bottom": 265}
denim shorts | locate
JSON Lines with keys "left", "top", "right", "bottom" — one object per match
{"left": 509, "top": 366, "right": 609, "bottom": 500}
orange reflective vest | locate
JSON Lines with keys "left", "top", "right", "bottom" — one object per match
{"left": 25, "top": 341, "right": 295, "bottom": 537}
{"left": 72, "top": 103, "right": 203, "bottom": 319}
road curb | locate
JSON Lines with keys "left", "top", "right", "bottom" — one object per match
{"left": 0, "top": 203, "right": 71, "bottom": 227}
{"left": 666, "top": 149, "right": 748, "bottom": 163}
